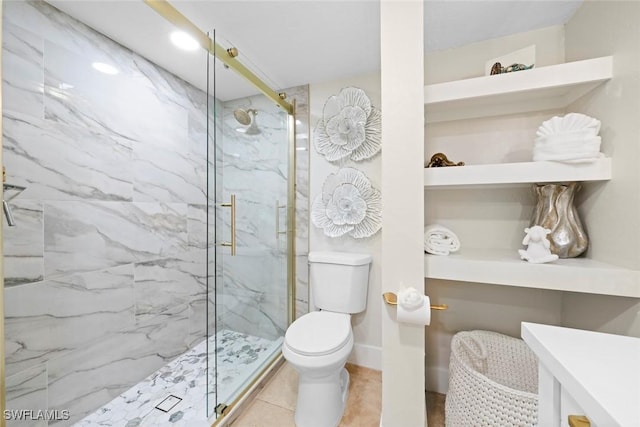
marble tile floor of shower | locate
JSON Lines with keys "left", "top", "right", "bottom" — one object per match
{"left": 77, "top": 330, "right": 282, "bottom": 427}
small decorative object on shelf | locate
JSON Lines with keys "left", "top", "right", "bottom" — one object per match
{"left": 518, "top": 225, "right": 559, "bottom": 264}
{"left": 311, "top": 167, "right": 381, "bottom": 239}
{"left": 531, "top": 182, "right": 588, "bottom": 258}
{"left": 425, "top": 153, "right": 465, "bottom": 168}
{"left": 490, "top": 62, "right": 534, "bottom": 75}
{"left": 314, "top": 87, "right": 381, "bottom": 162}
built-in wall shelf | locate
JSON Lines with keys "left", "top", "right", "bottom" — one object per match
{"left": 424, "top": 56, "right": 613, "bottom": 123}
{"left": 424, "top": 158, "right": 612, "bottom": 188}
{"left": 425, "top": 249, "right": 640, "bottom": 298}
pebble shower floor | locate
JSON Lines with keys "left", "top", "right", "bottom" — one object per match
{"left": 76, "top": 330, "right": 282, "bottom": 427}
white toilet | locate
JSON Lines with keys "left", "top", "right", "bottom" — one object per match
{"left": 282, "top": 251, "right": 372, "bottom": 427}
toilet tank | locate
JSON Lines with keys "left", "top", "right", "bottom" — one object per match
{"left": 308, "top": 251, "right": 372, "bottom": 314}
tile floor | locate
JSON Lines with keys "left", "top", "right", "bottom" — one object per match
{"left": 232, "top": 362, "right": 446, "bottom": 427}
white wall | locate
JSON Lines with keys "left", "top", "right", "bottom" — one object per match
{"left": 309, "top": 73, "right": 382, "bottom": 370}
{"left": 562, "top": 0, "right": 640, "bottom": 337}
{"left": 424, "top": 7, "right": 640, "bottom": 394}
{"left": 307, "top": 4, "right": 640, "bottom": 396}
{"left": 380, "top": 2, "right": 426, "bottom": 425}
{"left": 423, "top": 25, "right": 569, "bottom": 393}
{"left": 424, "top": 25, "right": 565, "bottom": 84}
{"left": 306, "top": 25, "right": 585, "bottom": 377}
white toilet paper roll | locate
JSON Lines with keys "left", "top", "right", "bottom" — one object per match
{"left": 397, "top": 291, "right": 431, "bottom": 326}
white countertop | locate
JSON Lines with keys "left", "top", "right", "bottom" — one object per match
{"left": 522, "top": 322, "right": 640, "bottom": 427}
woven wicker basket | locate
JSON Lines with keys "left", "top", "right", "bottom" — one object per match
{"left": 445, "top": 330, "right": 539, "bottom": 427}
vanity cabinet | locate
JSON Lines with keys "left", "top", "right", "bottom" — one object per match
{"left": 522, "top": 322, "right": 640, "bottom": 427}
{"left": 423, "top": 56, "right": 640, "bottom": 298}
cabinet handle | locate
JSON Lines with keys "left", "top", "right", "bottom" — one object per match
{"left": 568, "top": 415, "right": 591, "bottom": 427}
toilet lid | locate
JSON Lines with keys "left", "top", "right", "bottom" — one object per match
{"left": 285, "top": 311, "right": 351, "bottom": 356}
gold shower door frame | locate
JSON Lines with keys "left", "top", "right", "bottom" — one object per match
{"left": 204, "top": 37, "right": 297, "bottom": 427}
{"left": 141, "top": 1, "right": 298, "bottom": 425}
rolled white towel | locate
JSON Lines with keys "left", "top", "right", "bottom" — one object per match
{"left": 424, "top": 224, "right": 460, "bottom": 256}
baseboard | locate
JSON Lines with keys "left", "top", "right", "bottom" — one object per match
{"left": 426, "top": 366, "right": 449, "bottom": 394}
{"left": 348, "top": 343, "right": 381, "bottom": 371}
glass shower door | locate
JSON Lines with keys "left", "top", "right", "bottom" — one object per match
{"left": 207, "top": 45, "right": 291, "bottom": 419}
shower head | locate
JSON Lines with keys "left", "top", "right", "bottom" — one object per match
{"left": 233, "top": 108, "right": 253, "bottom": 126}
{"left": 233, "top": 108, "right": 261, "bottom": 135}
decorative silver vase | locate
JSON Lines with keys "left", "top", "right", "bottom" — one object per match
{"left": 531, "top": 182, "right": 588, "bottom": 258}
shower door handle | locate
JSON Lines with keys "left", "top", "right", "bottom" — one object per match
{"left": 275, "top": 200, "right": 287, "bottom": 239}
{"left": 220, "top": 194, "right": 236, "bottom": 256}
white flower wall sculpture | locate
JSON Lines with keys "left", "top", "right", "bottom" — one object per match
{"left": 314, "top": 87, "right": 381, "bottom": 162}
{"left": 312, "top": 168, "right": 382, "bottom": 238}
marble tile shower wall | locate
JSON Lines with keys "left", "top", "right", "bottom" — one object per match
{"left": 2, "top": 1, "right": 211, "bottom": 425}
{"left": 215, "top": 84, "right": 309, "bottom": 340}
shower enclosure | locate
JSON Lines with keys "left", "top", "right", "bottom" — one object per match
{"left": 207, "top": 35, "right": 296, "bottom": 419}
{"left": 0, "top": 1, "right": 297, "bottom": 425}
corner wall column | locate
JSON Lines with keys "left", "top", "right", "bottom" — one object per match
{"left": 380, "top": 1, "right": 425, "bottom": 426}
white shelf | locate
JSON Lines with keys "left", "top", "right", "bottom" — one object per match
{"left": 424, "top": 56, "right": 613, "bottom": 123}
{"left": 424, "top": 158, "right": 612, "bottom": 188}
{"left": 425, "top": 248, "right": 640, "bottom": 298}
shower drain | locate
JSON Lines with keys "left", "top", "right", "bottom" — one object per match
{"left": 154, "top": 395, "right": 182, "bottom": 413}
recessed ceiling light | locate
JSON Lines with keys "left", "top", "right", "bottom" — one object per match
{"left": 92, "top": 62, "right": 119, "bottom": 75}
{"left": 170, "top": 31, "right": 199, "bottom": 51}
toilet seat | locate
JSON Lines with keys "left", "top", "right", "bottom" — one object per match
{"left": 285, "top": 311, "right": 351, "bottom": 356}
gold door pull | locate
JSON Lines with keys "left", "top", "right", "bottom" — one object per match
{"left": 382, "top": 292, "right": 448, "bottom": 311}
{"left": 220, "top": 194, "right": 236, "bottom": 256}
{"left": 568, "top": 415, "right": 591, "bottom": 427}
{"left": 275, "top": 200, "right": 287, "bottom": 239}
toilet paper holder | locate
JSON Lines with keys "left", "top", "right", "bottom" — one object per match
{"left": 382, "top": 292, "right": 448, "bottom": 310}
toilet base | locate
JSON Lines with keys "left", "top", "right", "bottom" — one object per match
{"left": 294, "top": 367, "right": 350, "bottom": 427}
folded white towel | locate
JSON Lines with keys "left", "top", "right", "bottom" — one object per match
{"left": 536, "top": 113, "right": 601, "bottom": 139}
{"left": 533, "top": 113, "right": 603, "bottom": 163}
{"left": 533, "top": 136, "right": 602, "bottom": 162}
{"left": 424, "top": 224, "right": 460, "bottom": 256}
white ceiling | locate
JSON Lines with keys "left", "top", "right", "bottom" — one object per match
{"left": 47, "top": 0, "right": 582, "bottom": 100}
